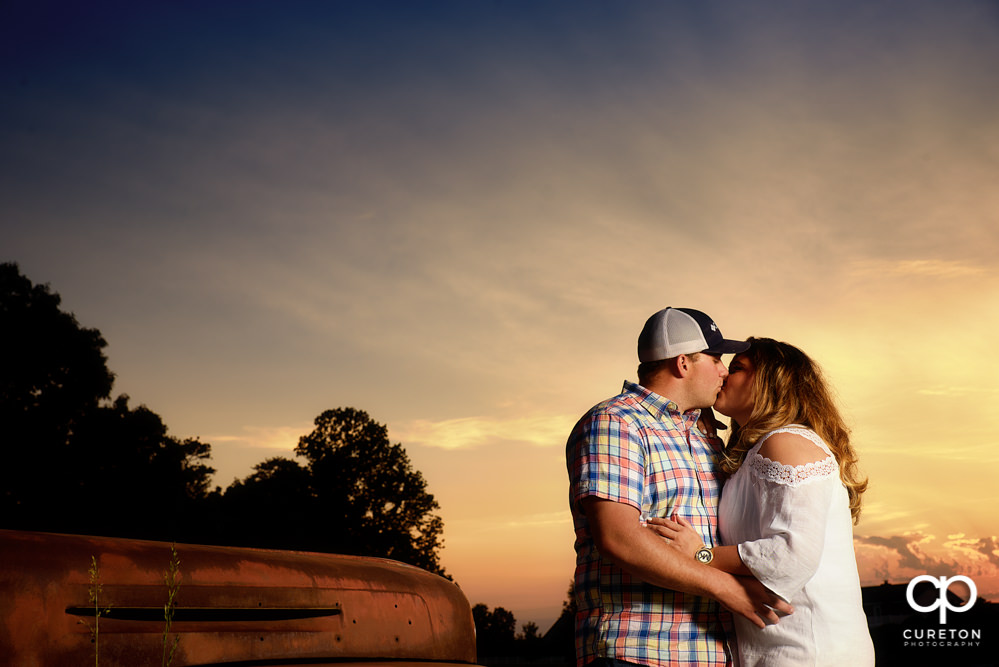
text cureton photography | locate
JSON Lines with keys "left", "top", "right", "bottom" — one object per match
{"left": 897, "top": 574, "right": 988, "bottom": 655}
{"left": 902, "top": 627, "right": 981, "bottom": 648}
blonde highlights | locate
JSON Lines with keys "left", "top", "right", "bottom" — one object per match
{"left": 720, "top": 337, "right": 868, "bottom": 523}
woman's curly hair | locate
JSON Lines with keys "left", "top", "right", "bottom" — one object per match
{"left": 720, "top": 337, "right": 868, "bottom": 523}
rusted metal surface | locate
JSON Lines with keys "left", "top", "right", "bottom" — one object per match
{"left": 0, "top": 529, "right": 478, "bottom": 666}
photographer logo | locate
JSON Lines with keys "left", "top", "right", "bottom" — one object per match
{"left": 906, "top": 574, "right": 977, "bottom": 624}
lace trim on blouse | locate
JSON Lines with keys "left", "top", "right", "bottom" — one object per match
{"left": 747, "top": 426, "right": 838, "bottom": 487}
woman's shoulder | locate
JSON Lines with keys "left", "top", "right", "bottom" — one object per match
{"left": 747, "top": 426, "right": 838, "bottom": 487}
{"left": 756, "top": 426, "right": 831, "bottom": 466}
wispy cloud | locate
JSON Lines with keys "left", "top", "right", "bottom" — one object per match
{"left": 947, "top": 535, "right": 999, "bottom": 568}
{"left": 450, "top": 511, "right": 569, "bottom": 534}
{"left": 205, "top": 424, "right": 308, "bottom": 451}
{"left": 857, "top": 501, "right": 917, "bottom": 526}
{"left": 396, "top": 415, "right": 578, "bottom": 450}
{"left": 856, "top": 532, "right": 942, "bottom": 571}
{"left": 502, "top": 512, "right": 569, "bottom": 529}
{"left": 855, "top": 531, "right": 999, "bottom": 590}
{"left": 848, "top": 259, "right": 989, "bottom": 280}
{"left": 916, "top": 386, "right": 999, "bottom": 398}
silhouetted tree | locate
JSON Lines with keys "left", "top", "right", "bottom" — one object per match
{"left": 519, "top": 621, "right": 540, "bottom": 641}
{"left": 218, "top": 457, "right": 314, "bottom": 549}
{"left": 0, "top": 262, "right": 215, "bottom": 538}
{"left": 298, "top": 407, "right": 445, "bottom": 572}
{"left": 2, "top": 263, "right": 448, "bottom": 572}
{"left": 67, "top": 394, "right": 215, "bottom": 540}
{"left": 219, "top": 407, "right": 446, "bottom": 574}
{"left": 472, "top": 603, "right": 518, "bottom": 656}
{"left": 1, "top": 262, "right": 113, "bottom": 519}
{"left": 562, "top": 579, "right": 577, "bottom": 617}
{"left": 543, "top": 579, "right": 577, "bottom": 665}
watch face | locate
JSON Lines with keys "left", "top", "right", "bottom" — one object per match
{"left": 695, "top": 548, "right": 713, "bottom": 564}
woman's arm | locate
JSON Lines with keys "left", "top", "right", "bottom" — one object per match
{"left": 734, "top": 431, "right": 838, "bottom": 601}
{"left": 645, "top": 515, "right": 753, "bottom": 576}
{"left": 588, "top": 498, "right": 792, "bottom": 626}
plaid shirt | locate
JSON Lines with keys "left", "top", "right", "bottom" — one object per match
{"left": 566, "top": 381, "right": 732, "bottom": 667}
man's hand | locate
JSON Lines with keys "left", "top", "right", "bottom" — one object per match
{"left": 714, "top": 574, "right": 794, "bottom": 628}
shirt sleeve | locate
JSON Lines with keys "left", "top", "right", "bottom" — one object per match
{"left": 736, "top": 453, "right": 839, "bottom": 602}
{"left": 567, "top": 412, "right": 646, "bottom": 511}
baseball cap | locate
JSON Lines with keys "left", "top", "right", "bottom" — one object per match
{"left": 637, "top": 307, "right": 750, "bottom": 361}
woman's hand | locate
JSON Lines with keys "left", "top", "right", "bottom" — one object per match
{"left": 644, "top": 513, "right": 705, "bottom": 558}
{"left": 697, "top": 406, "right": 726, "bottom": 439}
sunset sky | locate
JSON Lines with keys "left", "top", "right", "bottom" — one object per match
{"left": 3, "top": 0, "right": 999, "bottom": 630}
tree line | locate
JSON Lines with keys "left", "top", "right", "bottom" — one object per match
{"left": 0, "top": 262, "right": 444, "bottom": 574}
{"left": 472, "top": 582, "right": 576, "bottom": 663}
{"left": 1, "top": 261, "right": 577, "bottom": 662}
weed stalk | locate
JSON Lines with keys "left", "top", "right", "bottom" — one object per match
{"left": 162, "top": 544, "right": 181, "bottom": 667}
{"left": 80, "top": 555, "right": 111, "bottom": 667}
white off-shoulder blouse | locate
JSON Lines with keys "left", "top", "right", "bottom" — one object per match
{"left": 719, "top": 426, "right": 875, "bottom": 666}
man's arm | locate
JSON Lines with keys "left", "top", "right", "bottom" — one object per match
{"left": 583, "top": 496, "right": 792, "bottom": 628}
{"left": 645, "top": 515, "right": 752, "bottom": 576}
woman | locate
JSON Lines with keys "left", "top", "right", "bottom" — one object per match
{"left": 651, "top": 337, "right": 874, "bottom": 666}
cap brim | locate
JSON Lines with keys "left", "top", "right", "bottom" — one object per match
{"left": 703, "top": 339, "right": 751, "bottom": 355}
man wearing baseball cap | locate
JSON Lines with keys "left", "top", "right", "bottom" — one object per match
{"left": 565, "top": 308, "right": 791, "bottom": 667}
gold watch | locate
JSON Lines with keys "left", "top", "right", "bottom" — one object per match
{"left": 694, "top": 546, "right": 714, "bottom": 564}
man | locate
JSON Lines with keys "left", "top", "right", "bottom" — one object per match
{"left": 566, "top": 307, "right": 792, "bottom": 667}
